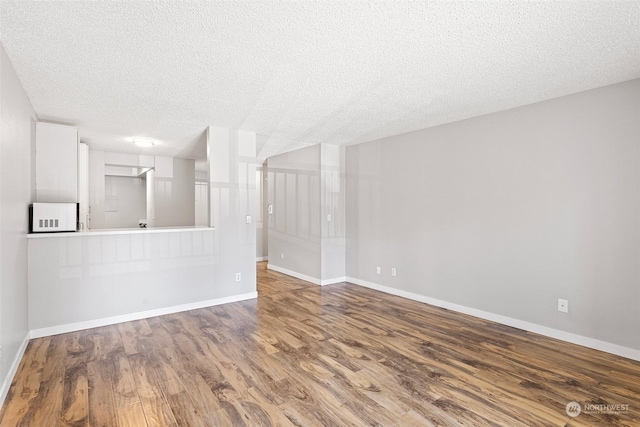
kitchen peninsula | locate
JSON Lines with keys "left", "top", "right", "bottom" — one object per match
{"left": 27, "top": 226, "right": 256, "bottom": 337}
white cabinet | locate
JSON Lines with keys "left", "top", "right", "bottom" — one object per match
{"left": 35, "top": 122, "right": 78, "bottom": 202}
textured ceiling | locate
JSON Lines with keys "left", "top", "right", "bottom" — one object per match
{"left": 1, "top": 1, "right": 640, "bottom": 161}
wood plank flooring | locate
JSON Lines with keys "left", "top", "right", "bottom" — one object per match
{"left": 1, "top": 262, "right": 639, "bottom": 426}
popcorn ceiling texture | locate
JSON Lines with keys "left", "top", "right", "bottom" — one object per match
{"left": 1, "top": 1, "right": 639, "bottom": 160}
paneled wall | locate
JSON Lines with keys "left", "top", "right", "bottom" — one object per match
{"left": 267, "top": 145, "right": 322, "bottom": 280}
{"left": 267, "top": 144, "right": 345, "bottom": 284}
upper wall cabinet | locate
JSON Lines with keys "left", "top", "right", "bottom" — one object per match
{"left": 35, "top": 122, "right": 78, "bottom": 203}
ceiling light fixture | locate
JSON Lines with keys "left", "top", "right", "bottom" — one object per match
{"left": 132, "top": 137, "right": 155, "bottom": 147}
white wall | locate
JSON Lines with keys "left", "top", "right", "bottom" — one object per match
{"left": 34, "top": 122, "right": 77, "bottom": 203}
{"left": 0, "top": 42, "right": 36, "bottom": 404}
{"left": 27, "top": 229, "right": 256, "bottom": 334}
{"left": 154, "top": 158, "right": 195, "bottom": 227}
{"left": 207, "top": 126, "right": 257, "bottom": 300}
{"left": 321, "top": 144, "right": 346, "bottom": 282}
{"left": 346, "top": 79, "right": 640, "bottom": 353}
{"left": 104, "top": 176, "right": 146, "bottom": 229}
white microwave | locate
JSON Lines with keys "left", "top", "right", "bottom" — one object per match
{"left": 29, "top": 202, "right": 78, "bottom": 233}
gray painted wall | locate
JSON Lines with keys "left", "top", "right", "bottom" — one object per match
{"left": 104, "top": 176, "right": 146, "bottom": 229}
{"left": 195, "top": 182, "right": 209, "bottom": 227}
{"left": 346, "top": 79, "right": 640, "bottom": 351}
{"left": 0, "top": 42, "right": 36, "bottom": 402}
{"left": 268, "top": 145, "right": 322, "bottom": 279}
{"left": 154, "top": 158, "right": 196, "bottom": 227}
{"left": 88, "top": 150, "right": 106, "bottom": 229}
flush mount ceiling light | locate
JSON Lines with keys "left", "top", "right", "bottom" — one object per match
{"left": 132, "top": 137, "right": 155, "bottom": 147}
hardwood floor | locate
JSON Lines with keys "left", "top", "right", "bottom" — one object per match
{"left": 2, "top": 262, "right": 639, "bottom": 426}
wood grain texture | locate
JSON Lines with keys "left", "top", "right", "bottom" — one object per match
{"left": 1, "top": 261, "right": 639, "bottom": 426}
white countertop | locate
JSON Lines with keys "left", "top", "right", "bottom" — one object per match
{"left": 28, "top": 226, "right": 215, "bottom": 238}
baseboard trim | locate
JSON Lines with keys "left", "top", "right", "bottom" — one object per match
{"left": 321, "top": 276, "right": 347, "bottom": 286}
{"left": 0, "top": 332, "right": 30, "bottom": 408}
{"left": 29, "top": 292, "right": 258, "bottom": 339}
{"left": 256, "top": 256, "right": 268, "bottom": 262}
{"left": 267, "top": 264, "right": 321, "bottom": 285}
{"left": 346, "top": 277, "right": 640, "bottom": 362}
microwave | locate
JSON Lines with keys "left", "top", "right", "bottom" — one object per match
{"left": 29, "top": 202, "right": 78, "bottom": 233}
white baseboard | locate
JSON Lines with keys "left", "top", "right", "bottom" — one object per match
{"left": 256, "top": 256, "right": 268, "bottom": 262}
{"left": 321, "top": 276, "right": 347, "bottom": 286}
{"left": 0, "top": 332, "right": 30, "bottom": 408}
{"left": 264, "top": 264, "right": 345, "bottom": 286}
{"left": 346, "top": 277, "right": 640, "bottom": 362}
{"left": 29, "top": 292, "right": 258, "bottom": 339}
{"left": 267, "top": 264, "right": 321, "bottom": 285}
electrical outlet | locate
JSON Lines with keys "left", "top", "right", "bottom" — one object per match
{"left": 327, "top": 214, "right": 332, "bottom": 222}
{"left": 281, "top": 253, "right": 285, "bottom": 260}
{"left": 558, "top": 298, "right": 568, "bottom": 313}
{"left": 235, "top": 273, "right": 241, "bottom": 282}
{"left": 246, "top": 215, "right": 251, "bottom": 224}
{"left": 376, "top": 266, "right": 381, "bottom": 275}
{"left": 391, "top": 268, "right": 397, "bottom": 277}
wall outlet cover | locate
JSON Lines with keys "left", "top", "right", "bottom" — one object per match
{"left": 558, "top": 298, "right": 569, "bottom": 313}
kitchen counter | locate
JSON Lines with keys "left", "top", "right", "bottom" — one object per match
{"left": 27, "top": 225, "right": 214, "bottom": 238}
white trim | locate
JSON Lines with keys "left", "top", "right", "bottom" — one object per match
{"left": 321, "top": 276, "right": 347, "bottom": 286}
{"left": 29, "top": 292, "right": 258, "bottom": 339}
{"left": 256, "top": 256, "right": 268, "bottom": 262}
{"left": 346, "top": 277, "right": 640, "bottom": 362}
{"left": 267, "top": 264, "right": 320, "bottom": 285}
{"left": 0, "top": 333, "right": 30, "bottom": 408}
